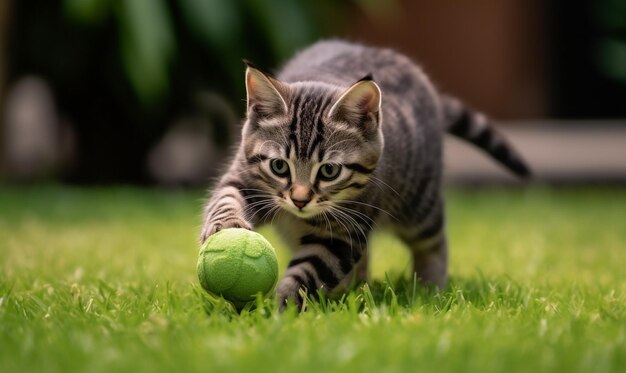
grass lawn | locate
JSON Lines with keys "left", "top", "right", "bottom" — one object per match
{"left": 1, "top": 184, "right": 624, "bottom": 372}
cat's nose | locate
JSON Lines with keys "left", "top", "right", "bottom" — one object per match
{"left": 290, "top": 184, "right": 312, "bottom": 209}
{"left": 291, "top": 197, "right": 311, "bottom": 209}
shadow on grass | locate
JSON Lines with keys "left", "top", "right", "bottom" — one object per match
{"left": 196, "top": 272, "right": 541, "bottom": 318}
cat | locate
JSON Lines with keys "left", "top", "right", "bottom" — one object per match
{"left": 200, "top": 40, "right": 530, "bottom": 309}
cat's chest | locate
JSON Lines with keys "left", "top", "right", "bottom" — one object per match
{"left": 265, "top": 215, "right": 309, "bottom": 251}
{"left": 266, "top": 207, "right": 394, "bottom": 252}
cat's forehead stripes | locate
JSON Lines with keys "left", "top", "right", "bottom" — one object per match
{"left": 245, "top": 133, "right": 285, "bottom": 159}
{"left": 245, "top": 80, "right": 381, "bottom": 176}
{"left": 287, "top": 87, "right": 335, "bottom": 160}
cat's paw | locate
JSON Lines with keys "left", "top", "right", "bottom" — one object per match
{"left": 199, "top": 219, "right": 252, "bottom": 244}
{"left": 276, "top": 276, "right": 307, "bottom": 312}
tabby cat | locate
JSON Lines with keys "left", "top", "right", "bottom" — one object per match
{"left": 200, "top": 40, "right": 530, "bottom": 308}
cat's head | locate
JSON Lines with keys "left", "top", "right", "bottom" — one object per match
{"left": 241, "top": 65, "right": 383, "bottom": 219}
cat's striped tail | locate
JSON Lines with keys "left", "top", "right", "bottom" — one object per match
{"left": 442, "top": 96, "right": 531, "bottom": 178}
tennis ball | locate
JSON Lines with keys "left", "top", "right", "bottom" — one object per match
{"left": 197, "top": 228, "right": 278, "bottom": 307}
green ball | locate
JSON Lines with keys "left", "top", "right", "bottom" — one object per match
{"left": 197, "top": 228, "right": 278, "bottom": 307}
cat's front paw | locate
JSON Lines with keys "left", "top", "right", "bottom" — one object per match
{"left": 199, "top": 219, "right": 252, "bottom": 244}
{"left": 276, "top": 276, "right": 309, "bottom": 312}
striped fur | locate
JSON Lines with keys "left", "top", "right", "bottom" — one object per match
{"left": 200, "top": 40, "right": 530, "bottom": 309}
{"left": 442, "top": 96, "right": 531, "bottom": 177}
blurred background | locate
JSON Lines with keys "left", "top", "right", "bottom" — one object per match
{"left": 1, "top": 0, "right": 625, "bottom": 186}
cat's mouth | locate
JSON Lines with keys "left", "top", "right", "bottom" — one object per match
{"left": 279, "top": 199, "right": 322, "bottom": 219}
{"left": 285, "top": 205, "right": 320, "bottom": 219}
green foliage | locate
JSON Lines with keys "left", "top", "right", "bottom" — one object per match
{"left": 594, "top": 0, "right": 626, "bottom": 82}
{"left": 64, "top": 0, "right": 176, "bottom": 105}
{"left": 63, "top": 0, "right": 111, "bottom": 24}
{"left": 116, "top": 0, "right": 176, "bottom": 105}
{"left": 1, "top": 185, "right": 625, "bottom": 372}
{"left": 61, "top": 0, "right": 356, "bottom": 105}
{"left": 244, "top": 0, "right": 318, "bottom": 59}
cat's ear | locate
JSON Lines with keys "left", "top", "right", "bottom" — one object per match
{"left": 245, "top": 63, "right": 288, "bottom": 118}
{"left": 328, "top": 76, "right": 381, "bottom": 128}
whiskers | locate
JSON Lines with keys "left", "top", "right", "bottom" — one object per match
{"left": 319, "top": 201, "right": 382, "bottom": 252}
{"left": 336, "top": 198, "right": 398, "bottom": 222}
{"left": 368, "top": 175, "right": 402, "bottom": 199}
{"left": 240, "top": 189, "right": 283, "bottom": 224}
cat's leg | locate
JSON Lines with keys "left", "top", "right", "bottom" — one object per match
{"left": 400, "top": 202, "right": 448, "bottom": 289}
{"left": 410, "top": 236, "right": 447, "bottom": 289}
{"left": 276, "top": 234, "right": 366, "bottom": 309}
{"left": 329, "top": 252, "right": 369, "bottom": 297}
{"left": 200, "top": 179, "right": 253, "bottom": 244}
{"left": 354, "top": 250, "right": 370, "bottom": 283}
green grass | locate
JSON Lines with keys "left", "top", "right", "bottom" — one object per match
{"left": 1, "top": 184, "right": 624, "bottom": 372}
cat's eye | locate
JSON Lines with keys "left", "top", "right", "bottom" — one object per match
{"left": 270, "top": 159, "right": 290, "bottom": 177}
{"left": 318, "top": 164, "right": 342, "bottom": 181}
